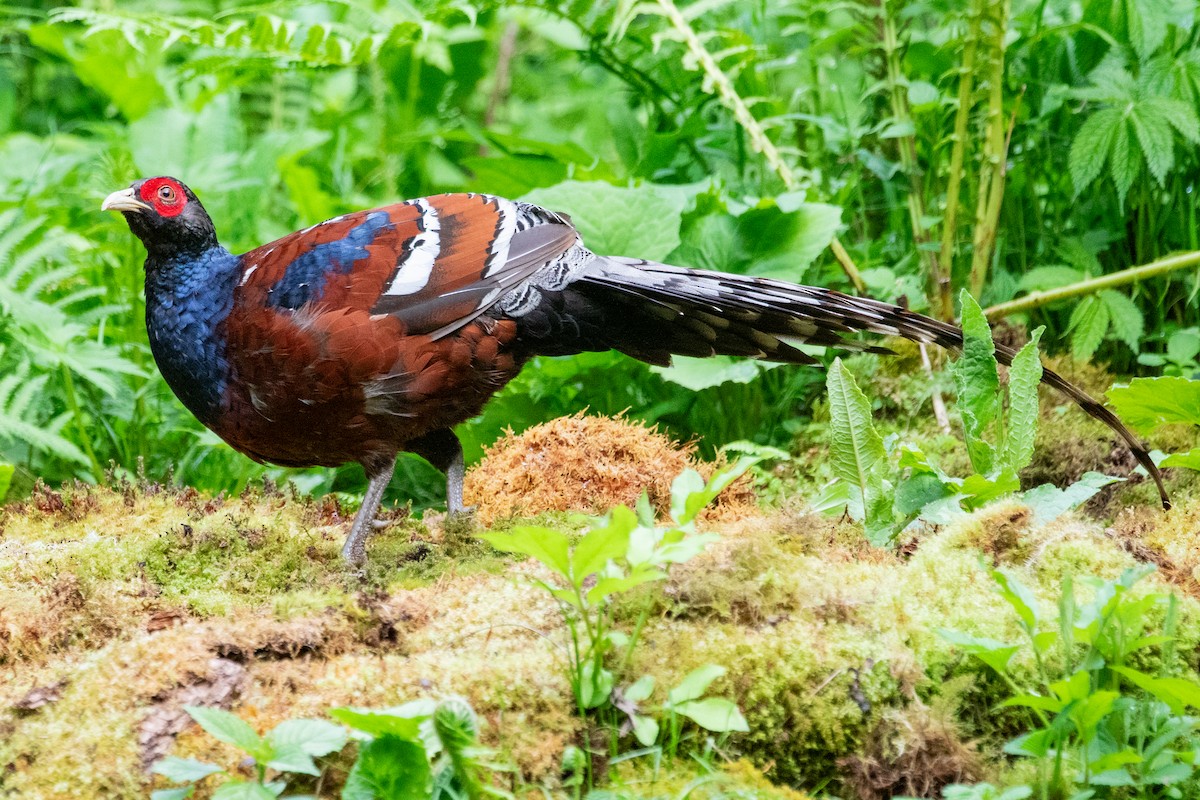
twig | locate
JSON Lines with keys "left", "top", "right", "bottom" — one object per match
{"left": 829, "top": 236, "right": 867, "bottom": 294}
{"left": 984, "top": 250, "right": 1200, "bottom": 319}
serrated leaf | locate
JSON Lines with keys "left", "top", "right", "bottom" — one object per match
{"left": 1070, "top": 108, "right": 1120, "bottom": 195}
{"left": 826, "top": 359, "right": 892, "bottom": 543}
{"left": 1107, "top": 376, "right": 1200, "bottom": 434}
{"left": 268, "top": 719, "right": 347, "bottom": 758}
{"left": 954, "top": 292, "right": 1000, "bottom": 474}
{"left": 1099, "top": 290, "right": 1144, "bottom": 352}
{"left": 151, "top": 789, "right": 195, "bottom": 800}
{"left": 211, "top": 782, "right": 279, "bottom": 800}
{"left": 328, "top": 707, "right": 427, "bottom": 741}
{"left": 341, "top": 736, "right": 431, "bottom": 800}
{"left": 1002, "top": 328, "right": 1043, "bottom": 473}
{"left": 1131, "top": 104, "right": 1175, "bottom": 184}
{"left": 478, "top": 527, "right": 572, "bottom": 580}
{"left": 1069, "top": 295, "right": 1110, "bottom": 362}
{"left": 651, "top": 355, "right": 773, "bottom": 391}
{"left": 1110, "top": 120, "right": 1140, "bottom": 207}
{"left": 571, "top": 505, "right": 635, "bottom": 582}
{"left": 523, "top": 181, "right": 687, "bottom": 261}
{"left": 1021, "top": 472, "right": 1123, "bottom": 524}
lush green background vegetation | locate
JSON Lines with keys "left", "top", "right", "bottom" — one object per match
{"left": 2, "top": 0, "right": 1199, "bottom": 505}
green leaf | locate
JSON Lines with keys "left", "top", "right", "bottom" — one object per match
{"left": 0, "top": 463, "right": 13, "bottom": 504}
{"left": 1099, "top": 290, "right": 1144, "bottom": 352}
{"left": 1107, "top": 376, "right": 1200, "bottom": 434}
{"left": 669, "top": 664, "right": 725, "bottom": 705}
{"left": 1021, "top": 472, "right": 1124, "bottom": 524}
{"left": 938, "top": 629, "right": 1020, "bottom": 675}
{"left": 651, "top": 356, "right": 774, "bottom": 391}
{"left": 669, "top": 468, "right": 706, "bottom": 525}
{"left": 265, "top": 747, "right": 319, "bottom": 777}
{"left": 523, "top": 181, "right": 687, "bottom": 261}
{"left": 479, "top": 527, "right": 572, "bottom": 580}
{"left": 954, "top": 292, "right": 1000, "bottom": 474}
{"left": 1070, "top": 108, "right": 1120, "bottom": 195}
{"left": 341, "top": 736, "right": 431, "bottom": 800}
{"left": 185, "top": 707, "right": 266, "bottom": 758}
{"left": 675, "top": 697, "right": 749, "bottom": 733}
{"left": 1002, "top": 327, "right": 1043, "bottom": 473}
{"left": 826, "top": 359, "right": 892, "bottom": 544}
{"left": 624, "top": 675, "right": 656, "bottom": 704}
{"left": 579, "top": 662, "right": 614, "bottom": 709}
{"left": 1110, "top": 119, "right": 1140, "bottom": 207}
{"left": 1161, "top": 448, "right": 1200, "bottom": 470}
{"left": 151, "top": 789, "right": 195, "bottom": 800}
{"left": 1069, "top": 295, "right": 1110, "bottom": 362}
{"left": 1112, "top": 666, "right": 1200, "bottom": 715}
{"left": 571, "top": 506, "right": 636, "bottom": 583}
{"left": 211, "top": 782, "right": 279, "bottom": 800}
{"left": 1131, "top": 103, "right": 1176, "bottom": 184}
{"left": 268, "top": 719, "right": 347, "bottom": 758}
{"left": 631, "top": 714, "right": 659, "bottom": 747}
{"left": 151, "top": 756, "right": 224, "bottom": 783}
{"left": 328, "top": 707, "right": 427, "bottom": 741}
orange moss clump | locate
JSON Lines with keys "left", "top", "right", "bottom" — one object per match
{"left": 463, "top": 412, "right": 755, "bottom": 526}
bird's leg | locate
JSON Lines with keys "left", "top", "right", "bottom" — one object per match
{"left": 409, "top": 428, "right": 472, "bottom": 516}
{"left": 342, "top": 454, "right": 397, "bottom": 566}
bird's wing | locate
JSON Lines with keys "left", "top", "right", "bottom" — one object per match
{"left": 237, "top": 193, "right": 579, "bottom": 338}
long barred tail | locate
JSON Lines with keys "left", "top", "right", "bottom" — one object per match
{"left": 578, "top": 257, "right": 1170, "bottom": 509}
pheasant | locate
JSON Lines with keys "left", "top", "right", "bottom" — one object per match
{"left": 102, "top": 177, "right": 1168, "bottom": 564}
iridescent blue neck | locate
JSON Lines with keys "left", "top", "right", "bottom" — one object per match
{"left": 144, "top": 246, "right": 241, "bottom": 426}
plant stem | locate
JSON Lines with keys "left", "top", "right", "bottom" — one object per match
{"left": 967, "top": 0, "right": 1012, "bottom": 299}
{"left": 937, "top": 0, "right": 983, "bottom": 313}
{"left": 59, "top": 364, "right": 103, "bottom": 479}
{"left": 984, "top": 249, "right": 1200, "bottom": 319}
{"left": 879, "top": 0, "right": 946, "bottom": 317}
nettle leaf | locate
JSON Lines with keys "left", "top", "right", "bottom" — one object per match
{"left": 1002, "top": 327, "right": 1043, "bottom": 474}
{"left": 1021, "top": 472, "right": 1124, "bottom": 525}
{"left": 954, "top": 292, "right": 1000, "bottom": 474}
{"left": 1070, "top": 108, "right": 1120, "bottom": 195}
{"left": 1146, "top": 96, "right": 1200, "bottom": 143}
{"left": 651, "top": 355, "right": 776, "bottom": 391}
{"left": 1099, "top": 290, "right": 1144, "bottom": 352}
{"left": 1069, "top": 295, "right": 1110, "bottom": 362}
{"left": 826, "top": 359, "right": 893, "bottom": 544}
{"left": 1107, "top": 376, "right": 1200, "bottom": 434}
{"left": 268, "top": 719, "right": 347, "bottom": 758}
{"left": 151, "top": 756, "right": 224, "bottom": 783}
{"left": 341, "top": 736, "right": 431, "bottom": 800}
{"left": 479, "top": 527, "right": 572, "bottom": 580}
{"left": 523, "top": 181, "right": 687, "bottom": 262}
{"left": 1109, "top": 119, "right": 1140, "bottom": 207}
{"left": 1131, "top": 103, "right": 1175, "bottom": 184}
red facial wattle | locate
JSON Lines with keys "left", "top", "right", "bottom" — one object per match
{"left": 140, "top": 177, "right": 187, "bottom": 218}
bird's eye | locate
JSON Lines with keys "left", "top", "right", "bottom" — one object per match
{"left": 158, "top": 185, "right": 176, "bottom": 203}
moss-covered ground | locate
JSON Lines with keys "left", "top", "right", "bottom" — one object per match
{"left": 3, "top": 361, "right": 1200, "bottom": 799}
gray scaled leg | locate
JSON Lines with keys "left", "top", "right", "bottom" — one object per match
{"left": 408, "top": 428, "right": 470, "bottom": 515}
{"left": 342, "top": 454, "right": 397, "bottom": 566}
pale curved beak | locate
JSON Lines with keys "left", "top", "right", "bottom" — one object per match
{"left": 101, "top": 187, "right": 151, "bottom": 213}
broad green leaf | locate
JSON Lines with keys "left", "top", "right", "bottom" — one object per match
{"left": 954, "top": 292, "right": 999, "bottom": 474}
{"left": 669, "top": 665, "right": 726, "bottom": 705}
{"left": 669, "top": 469, "right": 706, "bottom": 524}
{"left": 651, "top": 356, "right": 774, "bottom": 391}
{"left": 675, "top": 697, "right": 749, "bottom": 733}
{"left": 1021, "top": 472, "right": 1123, "bottom": 524}
{"left": 328, "top": 707, "right": 427, "bottom": 741}
{"left": 1002, "top": 327, "right": 1043, "bottom": 473}
{"left": 1069, "top": 295, "right": 1110, "bottom": 362}
{"left": 1161, "top": 448, "right": 1200, "bottom": 470}
{"left": 151, "top": 756, "right": 223, "bottom": 783}
{"left": 341, "top": 737, "right": 431, "bottom": 800}
{"left": 1107, "top": 376, "right": 1200, "bottom": 434}
{"left": 184, "top": 707, "right": 266, "bottom": 758}
{"left": 268, "top": 719, "right": 347, "bottom": 757}
{"left": 479, "top": 527, "right": 572, "bottom": 580}
{"left": 587, "top": 569, "right": 667, "bottom": 604}
{"left": 1131, "top": 103, "right": 1176, "bottom": 184}
{"left": 894, "top": 472, "right": 953, "bottom": 517}
{"left": 265, "top": 747, "right": 319, "bottom": 777}
{"left": 571, "top": 505, "right": 636, "bottom": 582}
{"left": 579, "top": 662, "right": 614, "bottom": 709}
{"left": 624, "top": 675, "right": 656, "bottom": 704}
{"left": 1112, "top": 666, "right": 1200, "bottom": 715}
{"left": 211, "top": 782, "right": 279, "bottom": 800}
{"left": 151, "top": 789, "right": 195, "bottom": 800}
{"left": 826, "top": 359, "right": 891, "bottom": 543}
{"left": 523, "top": 181, "right": 687, "bottom": 261}
{"left": 631, "top": 714, "right": 659, "bottom": 747}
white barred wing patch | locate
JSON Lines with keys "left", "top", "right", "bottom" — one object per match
{"left": 381, "top": 199, "right": 441, "bottom": 296}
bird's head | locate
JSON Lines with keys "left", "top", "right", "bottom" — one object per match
{"left": 102, "top": 177, "right": 218, "bottom": 260}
